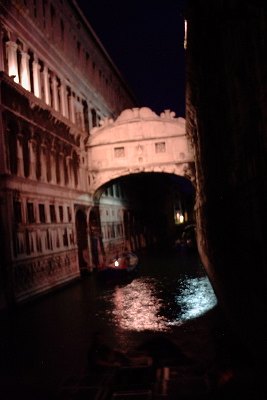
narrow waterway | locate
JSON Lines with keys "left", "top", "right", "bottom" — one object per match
{"left": 0, "top": 248, "right": 221, "bottom": 399}
{"left": 94, "top": 249, "right": 217, "bottom": 351}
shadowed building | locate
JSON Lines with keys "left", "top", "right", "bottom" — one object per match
{"left": 0, "top": 1, "right": 193, "bottom": 308}
{"left": 186, "top": 0, "right": 267, "bottom": 371}
{"left": 0, "top": 0, "right": 137, "bottom": 307}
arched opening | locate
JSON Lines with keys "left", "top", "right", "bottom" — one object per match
{"left": 6, "top": 119, "right": 18, "bottom": 175}
{"left": 94, "top": 171, "right": 196, "bottom": 262}
{"left": 75, "top": 209, "right": 88, "bottom": 274}
{"left": 89, "top": 206, "right": 104, "bottom": 270}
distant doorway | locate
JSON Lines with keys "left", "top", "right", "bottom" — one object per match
{"left": 75, "top": 209, "right": 88, "bottom": 274}
{"left": 89, "top": 207, "right": 104, "bottom": 269}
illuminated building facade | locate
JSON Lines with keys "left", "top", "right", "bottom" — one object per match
{"left": 0, "top": 0, "right": 137, "bottom": 307}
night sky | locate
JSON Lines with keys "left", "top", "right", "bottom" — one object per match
{"left": 76, "top": 1, "right": 186, "bottom": 117}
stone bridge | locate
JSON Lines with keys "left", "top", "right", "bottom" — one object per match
{"left": 87, "top": 107, "right": 195, "bottom": 195}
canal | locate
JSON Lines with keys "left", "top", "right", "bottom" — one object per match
{"left": 0, "top": 248, "right": 235, "bottom": 399}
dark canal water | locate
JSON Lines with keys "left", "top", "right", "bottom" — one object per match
{"left": 0, "top": 248, "right": 218, "bottom": 398}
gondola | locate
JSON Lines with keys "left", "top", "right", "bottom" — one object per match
{"left": 97, "top": 252, "right": 139, "bottom": 282}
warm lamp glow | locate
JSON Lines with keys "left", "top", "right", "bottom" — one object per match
{"left": 9, "top": 64, "right": 19, "bottom": 83}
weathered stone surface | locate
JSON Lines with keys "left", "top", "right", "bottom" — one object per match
{"left": 186, "top": 0, "right": 267, "bottom": 363}
{"left": 88, "top": 107, "right": 194, "bottom": 191}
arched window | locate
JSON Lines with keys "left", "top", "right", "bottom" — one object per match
{"left": 35, "top": 135, "right": 41, "bottom": 180}
{"left": 6, "top": 120, "right": 18, "bottom": 174}
{"left": 91, "top": 108, "right": 97, "bottom": 127}
{"left": 2, "top": 29, "right": 9, "bottom": 73}
{"left": 73, "top": 151, "right": 79, "bottom": 187}
{"left": 83, "top": 100, "right": 89, "bottom": 134}
{"left": 22, "top": 131, "right": 30, "bottom": 178}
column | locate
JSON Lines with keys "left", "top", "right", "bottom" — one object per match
{"left": 42, "top": 65, "right": 51, "bottom": 106}
{"left": 88, "top": 102, "right": 93, "bottom": 132}
{"left": 6, "top": 41, "right": 19, "bottom": 83}
{"left": 60, "top": 82, "right": 68, "bottom": 118}
{"left": 32, "top": 57, "right": 41, "bottom": 98}
{"left": 66, "top": 156, "right": 73, "bottom": 187}
{"left": 50, "top": 147, "right": 57, "bottom": 183}
{"left": 20, "top": 50, "right": 31, "bottom": 91}
{"left": 0, "top": 32, "right": 5, "bottom": 71}
{"left": 29, "top": 138, "right": 37, "bottom": 180}
{"left": 81, "top": 113, "right": 85, "bottom": 132}
{"left": 59, "top": 152, "right": 64, "bottom": 184}
{"left": 80, "top": 102, "right": 85, "bottom": 131}
{"left": 16, "top": 135, "right": 24, "bottom": 177}
{"left": 40, "top": 143, "right": 47, "bottom": 182}
{"left": 69, "top": 90, "right": 75, "bottom": 123}
{"left": 51, "top": 74, "right": 59, "bottom": 111}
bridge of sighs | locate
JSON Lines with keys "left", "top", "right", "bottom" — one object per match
{"left": 87, "top": 107, "right": 195, "bottom": 196}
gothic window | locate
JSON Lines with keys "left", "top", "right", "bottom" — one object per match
{"left": 39, "top": 61, "right": 45, "bottom": 100}
{"left": 2, "top": 31, "right": 9, "bottom": 73}
{"left": 91, "top": 108, "right": 97, "bottom": 127}
{"left": 63, "top": 228, "right": 68, "bottom": 246}
{"left": 67, "top": 87, "right": 72, "bottom": 120}
{"left": 49, "top": 72, "right": 53, "bottom": 107}
{"left": 50, "top": 205, "right": 56, "bottom": 223}
{"left": 13, "top": 200, "right": 22, "bottom": 224}
{"left": 59, "top": 205, "right": 63, "bottom": 222}
{"left": 22, "top": 134, "right": 30, "bottom": 177}
{"left": 57, "top": 78, "right": 61, "bottom": 111}
{"left": 36, "top": 234, "right": 42, "bottom": 252}
{"left": 115, "top": 184, "right": 120, "bottom": 197}
{"left": 7, "top": 121, "right": 18, "bottom": 174}
{"left": 25, "top": 229, "right": 31, "bottom": 254}
{"left": 28, "top": 51, "right": 34, "bottom": 94}
{"left": 73, "top": 151, "right": 79, "bottom": 187}
{"left": 67, "top": 206, "right": 72, "bottom": 222}
{"left": 83, "top": 101, "right": 89, "bottom": 133}
{"left": 55, "top": 152, "right": 60, "bottom": 184}
{"left": 46, "top": 144, "right": 51, "bottom": 182}
{"left": 16, "top": 39, "right": 24, "bottom": 85}
{"left": 63, "top": 156, "right": 68, "bottom": 185}
{"left": 27, "top": 202, "right": 35, "bottom": 223}
{"left": 39, "top": 204, "right": 46, "bottom": 223}
{"left": 46, "top": 230, "right": 52, "bottom": 250}
{"left": 35, "top": 138, "right": 41, "bottom": 180}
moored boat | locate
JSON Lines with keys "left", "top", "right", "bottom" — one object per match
{"left": 98, "top": 252, "right": 139, "bottom": 281}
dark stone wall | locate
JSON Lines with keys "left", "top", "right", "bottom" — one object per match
{"left": 186, "top": 0, "right": 267, "bottom": 362}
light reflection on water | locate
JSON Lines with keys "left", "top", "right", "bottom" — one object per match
{"left": 108, "top": 274, "right": 217, "bottom": 332}
{"left": 112, "top": 278, "right": 169, "bottom": 332}
{"left": 171, "top": 276, "right": 218, "bottom": 323}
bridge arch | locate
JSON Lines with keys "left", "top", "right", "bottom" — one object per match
{"left": 87, "top": 107, "right": 195, "bottom": 196}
